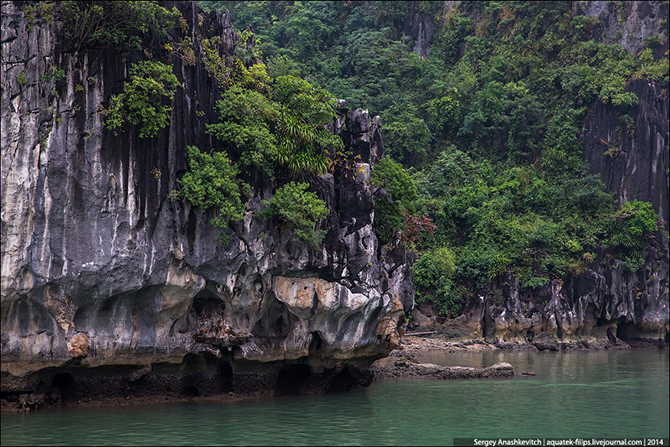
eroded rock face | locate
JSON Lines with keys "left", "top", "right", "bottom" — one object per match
{"left": 581, "top": 79, "right": 669, "bottom": 226}
{"left": 0, "top": 0, "right": 412, "bottom": 400}
{"left": 414, "top": 247, "right": 669, "bottom": 347}
{"left": 67, "top": 333, "right": 88, "bottom": 358}
{"left": 579, "top": 1, "right": 669, "bottom": 57}
{"left": 411, "top": 2, "right": 669, "bottom": 346}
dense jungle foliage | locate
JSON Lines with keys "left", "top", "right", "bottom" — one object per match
{"left": 198, "top": 0, "right": 667, "bottom": 317}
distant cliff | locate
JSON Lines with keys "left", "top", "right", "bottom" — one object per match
{"left": 0, "top": 0, "right": 413, "bottom": 409}
{"left": 412, "top": 0, "right": 669, "bottom": 347}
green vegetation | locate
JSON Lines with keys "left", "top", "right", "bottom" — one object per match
{"left": 39, "top": 66, "right": 66, "bottom": 84}
{"left": 273, "top": 75, "right": 343, "bottom": 174}
{"left": 413, "top": 246, "right": 459, "bottom": 317}
{"left": 204, "top": 74, "right": 344, "bottom": 179}
{"left": 604, "top": 200, "right": 663, "bottom": 270}
{"left": 105, "top": 61, "right": 179, "bottom": 138}
{"left": 206, "top": 85, "right": 280, "bottom": 177}
{"left": 22, "top": 1, "right": 179, "bottom": 51}
{"left": 61, "top": 1, "right": 179, "bottom": 51}
{"left": 179, "top": 146, "right": 250, "bottom": 244}
{"left": 196, "top": 0, "right": 666, "bottom": 317}
{"left": 260, "top": 182, "right": 329, "bottom": 248}
{"left": 17, "top": 71, "right": 26, "bottom": 87}
{"left": 371, "top": 157, "right": 417, "bottom": 244}
{"left": 175, "top": 20, "right": 341, "bottom": 244}
{"left": 24, "top": 2, "right": 56, "bottom": 32}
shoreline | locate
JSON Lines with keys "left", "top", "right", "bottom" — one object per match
{"left": 2, "top": 334, "right": 665, "bottom": 414}
{"left": 391, "top": 331, "right": 667, "bottom": 357}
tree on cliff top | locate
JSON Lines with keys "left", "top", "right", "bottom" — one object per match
{"left": 61, "top": 1, "right": 179, "bottom": 51}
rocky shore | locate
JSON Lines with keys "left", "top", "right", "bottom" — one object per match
{"left": 370, "top": 358, "right": 515, "bottom": 381}
{"left": 6, "top": 331, "right": 666, "bottom": 413}
{"left": 0, "top": 360, "right": 516, "bottom": 414}
{"left": 390, "top": 331, "right": 667, "bottom": 357}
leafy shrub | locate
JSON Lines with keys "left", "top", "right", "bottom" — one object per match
{"left": 202, "top": 36, "right": 232, "bottom": 87}
{"left": 273, "top": 75, "right": 342, "bottom": 174}
{"left": 39, "top": 66, "right": 66, "bottom": 84}
{"left": 604, "top": 200, "right": 661, "bottom": 270}
{"left": 61, "top": 1, "right": 180, "bottom": 51}
{"left": 413, "top": 246, "right": 462, "bottom": 316}
{"left": 402, "top": 212, "right": 437, "bottom": 247}
{"left": 206, "top": 85, "right": 279, "bottom": 177}
{"left": 371, "top": 157, "right": 417, "bottom": 206}
{"left": 382, "top": 104, "right": 432, "bottom": 166}
{"left": 426, "top": 94, "right": 462, "bottom": 139}
{"left": 261, "top": 182, "right": 329, "bottom": 248}
{"left": 371, "top": 157, "right": 418, "bottom": 244}
{"left": 105, "top": 61, "right": 179, "bottom": 138}
{"left": 179, "top": 146, "right": 250, "bottom": 244}
{"left": 23, "top": 2, "right": 55, "bottom": 32}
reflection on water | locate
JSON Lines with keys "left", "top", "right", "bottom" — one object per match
{"left": 2, "top": 350, "right": 668, "bottom": 446}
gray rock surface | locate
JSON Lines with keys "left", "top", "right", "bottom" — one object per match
{"left": 581, "top": 78, "right": 669, "bottom": 225}
{"left": 579, "top": 1, "right": 669, "bottom": 57}
{"left": 0, "top": 0, "right": 412, "bottom": 390}
{"left": 370, "top": 360, "right": 515, "bottom": 381}
{"left": 414, "top": 246, "right": 669, "bottom": 346}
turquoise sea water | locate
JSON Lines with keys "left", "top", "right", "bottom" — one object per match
{"left": 2, "top": 349, "right": 668, "bottom": 446}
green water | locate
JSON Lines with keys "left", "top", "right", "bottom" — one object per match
{"left": 2, "top": 349, "right": 668, "bottom": 446}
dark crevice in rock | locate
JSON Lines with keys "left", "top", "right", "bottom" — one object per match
{"left": 51, "top": 372, "right": 75, "bottom": 404}
{"left": 327, "top": 367, "right": 357, "bottom": 393}
{"left": 274, "top": 363, "right": 311, "bottom": 395}
{"left": 251, "top": 295, "right": 293, "bottom": 348}
{"left": 308, "top": 331, "right": 324, "bottom": 357}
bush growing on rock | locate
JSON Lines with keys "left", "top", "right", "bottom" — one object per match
{"left": 604, "top": 200, "right": 663, "bottom": 270}
{"left": 179, "top": 146, "right": 250, "bottom": 244}
{"left": 61, "top": 1, "right": 180, "bottom": 51}
{"left": 105, "top": 61, "right": 179, "bottom": 138}
{"left": 260, "top": 182, "right": 329, "bottom": 249}
{"left": 206, "top": 85, "right": 280, "bottom": 178}
{"left": 371, "top": 157, "right": 419, "bottom": 244}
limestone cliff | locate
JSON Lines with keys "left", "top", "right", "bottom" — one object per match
{"left": 579, "top": 0, "right": 669, "bottom": 58}
{"left": 0, "top": 0, "right": 413, "bottom": 406}
{"left": 413, "top": 1, "right": 669, "bottom": 347}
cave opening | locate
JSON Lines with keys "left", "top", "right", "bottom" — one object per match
{"left": 218, "top": 361, "right": 233, "bottom": 392}
{"left": 52, "top": 372, "right": 76, "bottom": 402}
{"left": 308, "top": 331, "right": 324, "bottom": 356}
{"left": 275, "top": 364, "right": 311, "bottom": 395}
{"left": 616, "top": 321, "right": 640, "bottom": 341}
{"left": 327, "top": 367, "right": 357, "bottom": 393}
{"left": 252, "top": 294, "right": 293, "bottom": 347}
{"left": 192, "top": 289, "right": 225, "bottom": 318}
{"left": 182, "top": 385, "right": 200, "bottom": 398}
